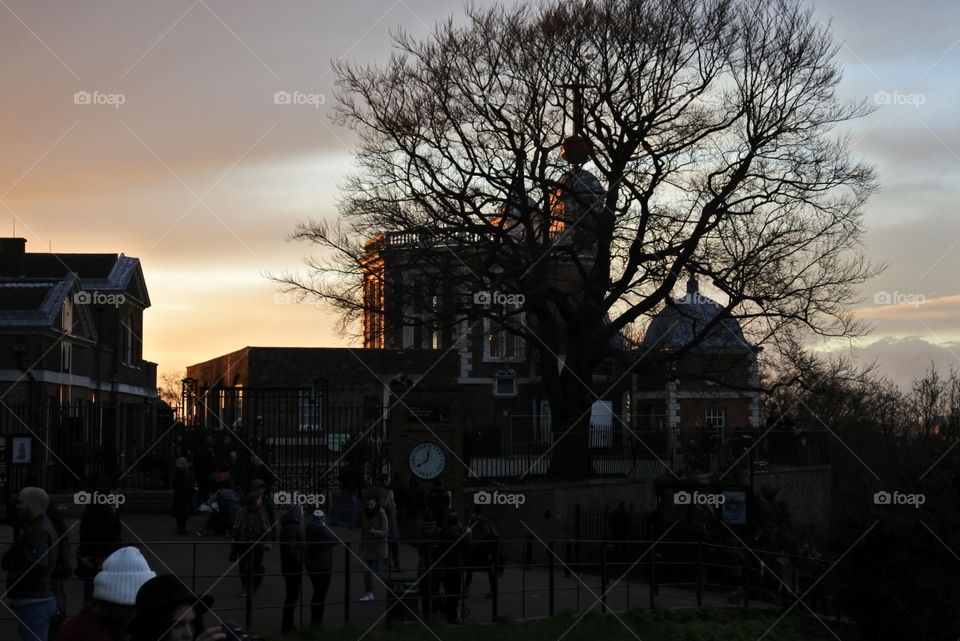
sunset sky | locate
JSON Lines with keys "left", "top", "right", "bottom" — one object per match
{"left": 2, "top": 0, "right": 958, "bottom": 389}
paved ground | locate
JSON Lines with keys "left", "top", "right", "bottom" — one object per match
{"left": 0, "top": 513, "right": 743, "bottom": 639}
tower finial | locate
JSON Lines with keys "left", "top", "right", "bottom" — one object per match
{"left": 686, "top": 276, "right": 698, "bottom": 294}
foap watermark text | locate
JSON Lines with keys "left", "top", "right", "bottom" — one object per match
{"left": 673, "top": 490, "right": 726, "bottom": 506}
{"left": 274, "top": 491, "right": 326, "bottom": 506}
{"left": 874, "top": 490, "right": 925, "bottom": 508}
{"left": 873, "top": 291, "right": 925, "bottom": 307}
{"left": 74, "top": 290, "right": 126, "bottom": 308}
{"left": 473, "top": 490, "right": 525, "bottom": 508}
{"left": 74, "top": 490, "right": 126, "bottom": 506}
{"left": 474, "top": 291, "right": 525, "bottom": 307}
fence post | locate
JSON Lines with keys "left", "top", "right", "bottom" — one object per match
{"left": 425, "top": 540, "right": 432, "bottom": 618}
{"left": 696, "top": 542, "right": 703, "bottom": 607}
{"left": 344, "top": 542, "right": 351, "bottom": 623}
{"left": 564, "top": 540, "right": 572, "bottom": 578}
{"left": 548, "top": 541, "right": 555, "bottom": 617}
{"left": 491, "top": 538, "right": 499, "bottom": 622}
{"left": 245, "top": 548, "right": 253, "bottom": 630}
{"left": 191, "top": 543, "right": 197, "bottom": 593}
{"left": 648, "top": 544, "right": 656, "bottom": 610}
{"left": 600, "top": 539, "right": 608, "bottom": 614}
{"left": 742, "top": 553, "right": 749, "bottom": 609}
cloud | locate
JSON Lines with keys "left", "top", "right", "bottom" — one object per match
{"left": 838, "top": 336, "right": 960, "bottom": 390}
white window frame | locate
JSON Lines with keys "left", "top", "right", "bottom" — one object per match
{"left": 492, "top": 369, "right": 518, "bottom": 397}
{"left": 299, "top": 388, "right": 323, "bottom": 432}
{"left": 482, "top": 312, "right": 526, "bottom": 362}
{"left": 705, "top": 408, "right": 726, "bottom": 429}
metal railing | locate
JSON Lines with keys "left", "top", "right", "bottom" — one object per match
{"left": 0, "top": 536, "right": 845, "bottom": 636}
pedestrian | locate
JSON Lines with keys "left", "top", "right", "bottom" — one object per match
{"left": 46, "top": 500, "right": 72, "bottom": 640}
{"left": 404, "top": 477, "right": 426, "bottom": 541}
{"left": 358, "top": 495, "right": 389, "bottom": 601}
{"left": 56, "top": 546, "right": 156, "bottom": 641}
{"left": 278, "top": 505, "right": 305, "bottom": 635}
{"left": 196, "top": 475, "right": 240, "bottom": 537}
{"left": 75, "top": 486, "right": 123, "bottom": 603}
{"left": 381, "top": 488, "right": 401, "bottom": 571}
{"left": 249, "top": 479, "right": 275, "bottom": 530}
{"left": 333, "top": 463, "right": 362, "bottom": 528}
{"left": 438, "top": 511, "right": 468, "bottom": 623}
{"left": 126, "top": 575, "right": 226, "bottom": 641}
{"left": 193, "top": 437, "right": 217, "bottom": 499}
{"left": 416, "top": 509, "right": 443, "bottom": 617}
{"left": 222, "top": 450, "right": 247, "bottom": 491}
{"left": 232, "top": 491, "right": 273, "bottom": 597}
{"left": 2, "top": 487, "right": 60, "bottom": 641}
{"left": 303, "top": 509, "right": 337, "bottom": 627}
{"left": 465, "top": 505, "right": 500, "bottom": 598}
{"left": 171, "top": 458, "right": 196, "bottom": 535}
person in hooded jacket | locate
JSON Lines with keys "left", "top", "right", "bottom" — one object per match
{"left": 278, "top": 505, "right": 305, "bottom": 634}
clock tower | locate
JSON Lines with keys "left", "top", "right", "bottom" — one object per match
{"left": 386, "top": 380, "right": 465, "bottom": 515}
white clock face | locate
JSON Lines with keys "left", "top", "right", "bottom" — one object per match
{"left": 408, "top": 441, "right": 446, "bottom": 479}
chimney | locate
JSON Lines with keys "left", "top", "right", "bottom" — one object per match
{"left": 0, "top": 238, "right": 26, "bottom": 277}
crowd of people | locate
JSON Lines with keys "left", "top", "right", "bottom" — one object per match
{"left": 0, "top": 444, "right": 505, "bottom": 641}
{"left": 1, "top": 485, "right": 261, "bottom": 641}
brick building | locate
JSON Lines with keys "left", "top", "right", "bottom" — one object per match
{"left": 0, "top": 237, "right": 156, "bottom": 403}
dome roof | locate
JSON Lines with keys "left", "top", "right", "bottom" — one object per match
{"left": 643, "top": 279, "right": 751, "bottom": 351}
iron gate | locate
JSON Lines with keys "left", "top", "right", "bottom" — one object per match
{"left": 181, "top": 385, "right": 386, "bottom": 496}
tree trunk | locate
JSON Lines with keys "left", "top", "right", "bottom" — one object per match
{"left": 546, "top": 368, "right": 596, "bottom": 480}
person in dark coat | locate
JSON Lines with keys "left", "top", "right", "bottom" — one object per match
{"left": 47, "top": 499, "right": 72, "bottom": 640}
{"left": 232, "top": 491, "right": 273, "bottom": 597}
{"left": 170, "top": 457, "right": 196, "bottom": 535}
{"left": 405, "top": 477, "right": 427, "bottom": 541}
{"left": 76, "top": 490, "right": 123, "bottom": 603}
{"left": 56, "top": 546, "right": 156, "bottom": 641}
{"left": 193, "top": 437, "right": 217, "bottom": 498}
{"left": 304, "top": 509, "right": 338, "bottom": 627}
{"left": 2, "top": 487, "right": 60, "bottom": 641}
{"left": 278, "top": 505, "right": 305, "bottom": 634}
{"left": 465, "top": 505, "right": 501, "bottom": 598}
{"left": 437, "top": 511, "right": 468, "bottom": 623}
{"left": 196, "top": 475, "right": 240, "bottom": 537}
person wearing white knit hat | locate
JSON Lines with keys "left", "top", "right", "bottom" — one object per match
{"left": 56, "top": 546, "right": 156, "bottom": 641}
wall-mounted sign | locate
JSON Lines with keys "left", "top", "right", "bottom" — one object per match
{"left": 406, "top": 405, "right": 448, "bottom": 423}
{"left": 11, "top": 437, "right": 31, "bottom": 464}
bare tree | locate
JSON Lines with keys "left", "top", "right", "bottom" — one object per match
{"left": 157, "top": 370, "right": 182, "bottom": 408}
{"left": 274, "top": 0, "right": 878, "bottom": 479}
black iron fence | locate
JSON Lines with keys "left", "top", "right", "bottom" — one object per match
{"left": 0, "top": 535, "right": 845, "bottom": 637}
{"left": 0, "top": 400, "right": 174, "bottom": 492}
{"left": 181, "top": 386, "right": 387, "bottom": 496}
